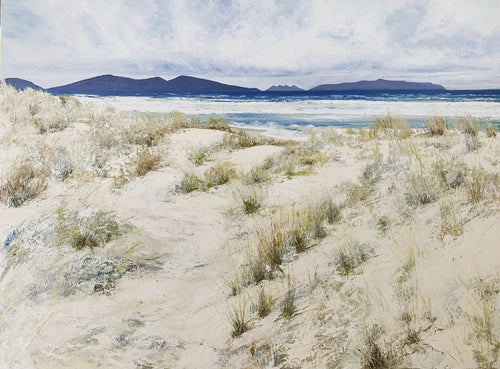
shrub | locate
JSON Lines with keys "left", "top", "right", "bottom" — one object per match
{"left": 135, "top": 149, "right": 161, "bottom": 176}
{"left": 0, "top": 163, "right": 47, "bottom": 207}
{"left": 206, "top": 116, "right": 232, "bottom": 131}
{"left": 426, "top": 116, "right": 447, "bottom": 136}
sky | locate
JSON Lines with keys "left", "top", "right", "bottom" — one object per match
{"left": 2, "top": 0, "right": 499, "bottom": 89}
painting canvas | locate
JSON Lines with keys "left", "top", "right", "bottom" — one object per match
{"left": 1, "top": 1, "right": 499, "bottom": 368}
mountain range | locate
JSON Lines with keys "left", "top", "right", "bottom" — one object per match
{"left": 4, "top": 75, "right": 447, "bottom": 93}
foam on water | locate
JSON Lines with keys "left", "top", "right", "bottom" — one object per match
{"left": 76, "top": 93, "right": 500, "bottom": 139}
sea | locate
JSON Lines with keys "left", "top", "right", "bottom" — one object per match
{"left": 74, "top": 90, "right": 500, "bottom": 140}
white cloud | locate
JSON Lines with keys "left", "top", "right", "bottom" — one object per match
{"left": 2, "top": 0, "right": 499, "bottom": 89}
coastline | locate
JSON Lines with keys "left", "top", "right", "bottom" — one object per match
{"left": 1, "top": 86, "right": 499, "bottom": 368}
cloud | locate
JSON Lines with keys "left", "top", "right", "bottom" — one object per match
{"left": 2, "top": 0, "right": 499, "bottom": 88}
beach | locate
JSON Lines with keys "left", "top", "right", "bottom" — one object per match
{"left": 1, "top": 85, "right": 499, "bottom": 368}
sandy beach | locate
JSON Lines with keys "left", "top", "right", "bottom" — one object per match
{"left": 1, "top": 85, "right": 499, "bottom": 369}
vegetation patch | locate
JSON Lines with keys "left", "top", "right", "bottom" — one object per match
{"left": 0, "top": 162, "right": 48, "bottom": 207}
{"left": 55, "top": 207, "right": 127, "bottom": 250}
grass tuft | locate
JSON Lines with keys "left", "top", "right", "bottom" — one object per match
{"left": 55, "top": 207, "right": 125, "bottom": 250}
{"left": 280, "top": 287, "right": 296, "bottom": 319}
{"left": 204, "top": 163, "right": 236, "bottom": 188}
{"left": 0, "top": 162, "right": 48, "bottom": 207}
{"left": 485, "top": 121, "right": 497, "bottom": 138}
{"left": 426, "top": 116, "right": 447, "bottom": 136}
{"left": 176, "top": 173, "right": 203, "bottom": 193}
{"left": 254, "top": 287, "right": 274, "bottom": 318}
{"left": 229, "top": 297, "right": 250, "bottom": 337}
{"left": 135, "top": 149, "right": 161, "bottom": 176}
{"left": 333, "top": 241, "right": 373, "bottom": 276}
{"left": 361, "top": 327, "right": 399, "bottom": 369}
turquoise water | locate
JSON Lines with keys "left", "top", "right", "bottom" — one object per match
{"left": 75, "top": 90, "right": 500, "bottom": 138}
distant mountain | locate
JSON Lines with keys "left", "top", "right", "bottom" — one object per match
{"left": 48, "top": 74, "right": 260, "bottom": 93}
{"left": 5, "top": 78, "right": 43, "bottom": 91}
{"left": 310, "top": 79, "right": 446, "bottom": 91}
{"left": 266, "top": 85, "right": 304, "bottom": 92}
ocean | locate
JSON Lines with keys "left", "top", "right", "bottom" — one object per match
{"left": 74, "top": 90, "right": 500, "bottom": 139}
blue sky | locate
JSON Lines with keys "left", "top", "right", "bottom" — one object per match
{"left": 2, "top": 0, "right": 499, "bottom": 89}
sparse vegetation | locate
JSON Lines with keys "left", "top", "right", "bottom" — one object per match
{"left": 333, "top": 241, "right": 373, "bottom": 276}
{"left": 485, "top": 121, "right": 497, "bottom": 138}
{"left": 439, "top": 200, "right": 463, "bottom": 239}
{"left": 361, "top": 327, "right": 399, "bottom": 369}
{"left": 135, "top": 149, "right": 161, "bottom": 176}
{"left": 467, "top": 277, "right": 500, "bottom": 369}
{"left": 55, "top": 207, "right": 126, "bottom": 250}
{"left": 229, "top": 297, "right": 250, "bottom": 337}
{"left": 426, "top": 116, "right": 447, "bottom": 136}
{"left": 204, "top": 163, "right": 236, "bottom": 187}
{"left": 254, "top": 287, "right": 274, "bottom": 318}
{"left": 280, "top": 287, "right": 296, "bottom": 319}
{"left": 176, "top": 173, "right": 203, "bottom": 193}
{"left": 0, "top": 162, "right": 48, "bottom": 207}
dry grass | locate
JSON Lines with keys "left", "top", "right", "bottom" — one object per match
{"left": 485, "top": 121, "right": 497, "bottom": 138}
{"left": 434, "top": 159, "right": 467, "bottom": 190}
{"left": 237, "top": 186, "right": 264, "bottom": 215}
{"left": 253, "top": 287, "right": 274, "bottom": 318}
{"left": 361, "top": 328, "right": 400, "bottom": 369}
{"left": 0, "top": 162, "right": 48, "bottom": 207}
{"left": 204, "top": 163, "right": 236, "bottom": 187}
{"left": 439, "top": 200, "right": 463, "bottom": 239}
{"left": 176, "top": 173, "right": 203, "bottom": 193}
{"left": 189, "top": 147, "right": 211, "bottom": 166}
{"left": 464, "top": 167, "right": 497, "bottom": 205}
{"left": 405, "top": 173, "right": 438, "bottom": 206}
{"left": 333, "top": 241, "right": 373, "bottom": 276}
{"left": 466, "top": 277, "right": 500, "bottom": 369}
{"left": 280, "top": 287, "right": 296, "bottom": 319}
{"left": 170, "top": 111, "right": 203, "bottom": 130}
{"left": 206, "top": 116, "right": 232, "bottom": 132}
{"left": 229, "top": 297, "right": 250, "bottom": 337}
{"left": 426, "top": 116, "right": 448, "bottom": 136}
{"left": 135, "top": 149, "right": 161, "bottom": 176}
{"left": 55, "top": 206, "right": 126, "bottom": 250}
